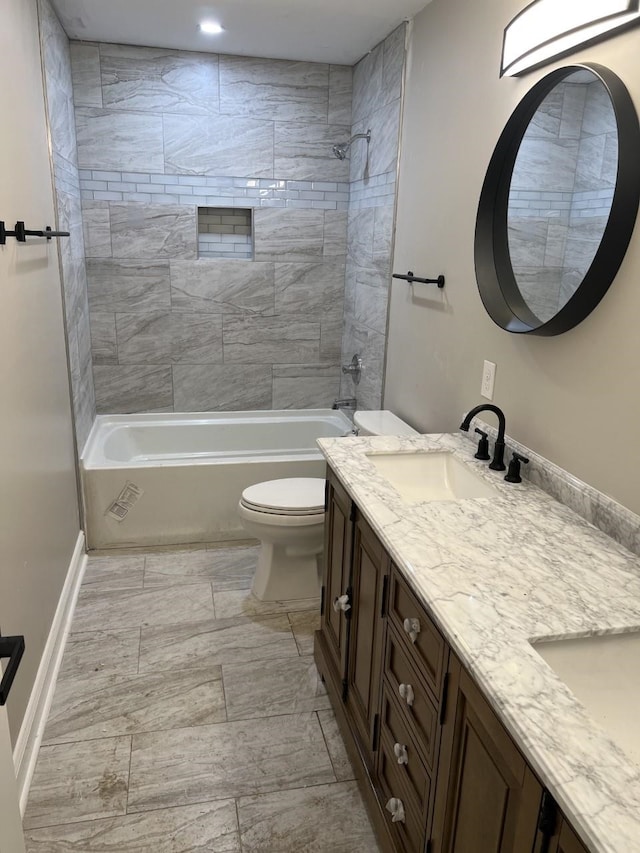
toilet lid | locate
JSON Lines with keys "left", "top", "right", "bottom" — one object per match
{"left": 241, "top": 478, "right": 326, "bottom": 516}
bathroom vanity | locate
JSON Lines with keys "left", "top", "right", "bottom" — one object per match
{"left": 314, "top": 432, "right": 640, "bottom": 853}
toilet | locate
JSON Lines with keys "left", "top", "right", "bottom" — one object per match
{"left": 238, "top": 411, "right": 418, "bottom": 601}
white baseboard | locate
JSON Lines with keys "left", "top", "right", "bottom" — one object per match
{"left": 13, "top": 531, "right": 87, "bottom": 815}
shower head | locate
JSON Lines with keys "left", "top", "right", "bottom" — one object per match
{"left": 331, "top": 129, "right": 371, "bottom": 160}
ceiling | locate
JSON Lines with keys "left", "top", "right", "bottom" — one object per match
{"left": 50, "top": 0, "right": 431, "bottom": 66}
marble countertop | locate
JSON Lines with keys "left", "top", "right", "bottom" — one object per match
{"left": 317, "top": 432, "right": 640, "bottom": 853}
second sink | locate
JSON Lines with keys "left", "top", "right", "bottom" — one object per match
{"left": 366, "top": 451, "right": 499, "bottom": 502}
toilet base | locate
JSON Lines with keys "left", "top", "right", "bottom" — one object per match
{"left": 251, "top": 542, "right": 322, "bottom": 601}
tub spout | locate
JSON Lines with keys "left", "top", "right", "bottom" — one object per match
{"left": 332, "top": 397, "right": 357, "bottom": 411}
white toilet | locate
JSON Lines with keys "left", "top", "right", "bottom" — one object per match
{"left": 238, "top": 411, "right": 418, "bottom": 601}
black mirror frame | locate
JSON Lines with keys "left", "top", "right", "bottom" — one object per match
{"left": 475, "top": 63, "right": 640, "bottom": 336}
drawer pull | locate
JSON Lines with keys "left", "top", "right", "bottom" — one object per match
{"left": 398, "top": 683, "right": 415, "bottom": 707}
{"left": 393, "top": 742, "right": 409, "bottom": 765}
{"left": 386, "top": 797, "right": 406, "bottom": 824}
{"left": 333, "top": 594, "right": 351, "bottom": 613}
{"left": 403, "top": 617, "right": 421, "bottom": 644}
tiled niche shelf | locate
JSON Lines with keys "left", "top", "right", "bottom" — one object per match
{"left": 198, "top": 207, "right": 253, "bottom": 260}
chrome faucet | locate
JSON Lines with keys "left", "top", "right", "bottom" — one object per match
{"left": 460, "top": 404, "right": 506, "bottom": 471}
{"left": 332, "top": 397, "right": 357, "bottom": 411}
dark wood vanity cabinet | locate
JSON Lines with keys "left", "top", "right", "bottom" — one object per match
{"left": 315, "top": 468, "right": 592, "bottom": 853}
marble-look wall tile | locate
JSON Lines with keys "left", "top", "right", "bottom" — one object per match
{"left": 109, "top": 204, "right": 197, "bottom": 259}
{"left": 354, "top": 277, "right": 389, "bottom": 337}
{"left": 69, "top": 42, "right": 102, "bottom": 107}
{"left": 170, "top": 260, "right": 275, "bottom": 315}
{"left": 373, "top": 204, "right": 394, "bottom": 260}
{"left": 254, "top": 208, "right": 324, "bottom": 262}
{"left": 91, "top": 312, "right": 118, "bottom": 364}
{"left": 272, "top": 365, "right": 340, "bottom": 409}
{"left": 172, "top": 313, "right": 224, "bottom": 363}
{"left": 324, "top": 211, "right": 348, "bottom": 257}
{"left": 172, "top": 364, "right": 272, "bottom": 411}
{"left": 347, "top": 207, "right": 374, "bottom": 268}
{"left": 340, "top": 320, "right": 385, "bottom": 409}
{"left": 383, "top": 26, "right": 406, "bottom": 104}
{"left": 223, "top": 317, "right": 321, "bottom": 364}
{"left": 320, "top": 316, "right": 344, "bottom": 363}
{"left": 274, "top": 122, "right": 350, "bottom": 181}
{"left": 76, "top": 108, "right": 164, "bottom": 172}
{"left": 367, "top": 98, "right": 402, "bottom": 177}
{"left": 163, "top": 113, "right": 274, "bottom": 177}
{"left": 87, "top": 260, "right": 171, "bottom": 312}
{"left": 220, "top": 56, "right": 329, "bottom": 122}
{"left": 274, "top": 261, "right": 345, "bottom": 316}
{"left": 351, "top": 43, "right": 383, "bottom": 125}
{"left": 115, "top": 312, "right": 173, "bottom": 363}
{"left": 39, "top": 0, "right": 78, "bottom": 164}
{"left": 93, "top": 365, "right": 173, "bottom": 413}
{"left": 24, "top": 801, "right": 241, "bottom": 852}
{"left": 82, "top": 200, "right": 112, "bottom": 257}
{"left": 328, "top": 65, "right": 353, "bottom": 126}
{"left": 127, "top": 713, "right": 335, "bottom": 812}
{"left": 100, "top": 45, "right": 219, "bottom": 115}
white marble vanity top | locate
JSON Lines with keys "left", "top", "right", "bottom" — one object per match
{"left": 317, "top": 431, "right": 640, "bottom": 853}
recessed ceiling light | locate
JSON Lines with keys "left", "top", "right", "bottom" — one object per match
{"left": 199, "top": 21, "right": 224, "bottom": 35}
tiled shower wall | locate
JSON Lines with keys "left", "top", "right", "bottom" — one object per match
{"left": 339, "top": 26, "right": 406, "bottom": 410}
{"left": 38, "top": 0, "right": 96, "bottom": 449}
{"left": 71, "top": 43, "right": 353, "bottom": 412}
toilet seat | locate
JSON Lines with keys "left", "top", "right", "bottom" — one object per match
{"left": 240, "top": 478, "right": 325, "bottom": 517}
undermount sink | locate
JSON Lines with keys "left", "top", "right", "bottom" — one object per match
{"left": 532, "top": 632, "right": 640, "bottom": 765}
{"left": 365, "top": 451, "right": 499, "bottom": 502}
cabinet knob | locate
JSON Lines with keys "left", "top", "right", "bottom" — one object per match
{"left": 332, "top": 594, "right": 351, "bottom": 613}
{"left": 393, "top": 742, "right": 409, "bottom": 765}
{"left": 385, "top": 797, "right": 406, "bottom": 824}
{"left": 398, "top": 683, "right": 415, "bottom": 707}
{"left": 403, "top": 617, "right": 421, "bottom": 644}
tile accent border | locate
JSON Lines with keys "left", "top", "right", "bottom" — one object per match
{"left": 470, "top": 417, "right": 640, "bottom": 557}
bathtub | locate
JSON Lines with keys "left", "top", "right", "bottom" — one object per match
{"left": 81, "top": 409, "right": 353, "bottom": 550}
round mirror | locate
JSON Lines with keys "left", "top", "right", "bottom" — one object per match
{"left": 475, "top": 63, "right": 640, "bottom": 335}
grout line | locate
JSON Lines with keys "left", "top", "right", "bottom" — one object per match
{"left": 315, "top": 710, "right": 339, "bottom": 783}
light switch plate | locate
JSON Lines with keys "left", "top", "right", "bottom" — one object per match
{"left": 481, "top": 360, "right": 496, "bottom": 399}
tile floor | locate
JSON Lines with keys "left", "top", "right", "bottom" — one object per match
{"left": 23, "top": 545, "right": 381, "bottom": 852}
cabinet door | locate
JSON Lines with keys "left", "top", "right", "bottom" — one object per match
{"left": 555, "top": 822, "right": 590, "bottom": 853}
{"left": 431, "top": 655, "right": 542, "bottom": 853}
{"left": 534, "top": 811, "right": 590, "bottom": 853}
{"left": 320, "top": 470, "right": 354, "bottom": 689}
{"left": 346, "top": 510, "right": 390, "bottom": 771}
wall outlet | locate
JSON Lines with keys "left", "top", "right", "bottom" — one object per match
{"left": 481, "top": 360, "right": 496, "bottom": 399}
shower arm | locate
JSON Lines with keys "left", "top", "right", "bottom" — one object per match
{"left": 332, "top": 129, "right": 371, "bottom": 160}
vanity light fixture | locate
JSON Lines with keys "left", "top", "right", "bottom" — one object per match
{"left": 198, "top": 20, "right": 224, "bottom": 35}
{"left": 501, "top": 0, "right": 640, "bottom": 76}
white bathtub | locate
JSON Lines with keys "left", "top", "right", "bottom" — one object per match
{"left": 81, "top": 410, "right": 353, "bottom": 550}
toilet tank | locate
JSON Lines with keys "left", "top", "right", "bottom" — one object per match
{"left": 353, "top": 410, "right": 418, "bottom": 436}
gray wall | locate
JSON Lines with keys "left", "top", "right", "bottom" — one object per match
{"left": 1, "top": 0, "right": 80, "bottom": 742}
{"left": 39, "top": 0, "right": 96, "bottom": 451}
{"left": 385, "top": 0, "right": 640, "bottom": 516}
{"left": 340, "top": 25, "right": 405, "bottom": 410}
{"left": 72, "top": 43, "right": 353, "bottom": 412}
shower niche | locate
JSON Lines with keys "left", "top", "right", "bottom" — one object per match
{"left": 197, "top": 207, "right": 254, "bottom": 260}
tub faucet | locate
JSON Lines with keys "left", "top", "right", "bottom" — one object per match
{"left": 460, "top": 404, "right": 506, "bottom": 471}
{"left": 332, "top": 397, "right": 357, "bottom": 411}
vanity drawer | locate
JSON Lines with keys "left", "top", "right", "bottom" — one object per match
{"left": 389, "top": 565, "right": 446, "bottom": 700}
{"left": 379, "top": 682, "right": 431, "bottom": 809}
{"left": 384, "top": 624, "right": 439, "bottom": 769}
{"left": 377, "top": 730, "right": 427, "bottom": 853}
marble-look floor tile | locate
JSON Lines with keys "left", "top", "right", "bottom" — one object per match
{"left": 42, "top": 667, "right": 225, "bottom": 744}
{"left": 317, "top": 709, "right": 357, "bottom": 782}
{"left": 127, "top": 713, "right": 335, "bottom": 813}
{"left": 223, "top": 655, "right": 329, "bottom": 721}
{"left": 76, "top": 107, "right": 164, "bottom": 172}
{"left": 24, "top": 800, "right": 241, "bottom": 852}
{"left": 213, "top": 588, "right": 320, "bottom": 619}
{"left": 138, "top": 614, "right": 298, "bottom": 671}
{"left": 172, "top": 364, "right": 272, "bottom": 411}
{"left": 57, "top": 629, "right": 141, "bottom": 682}
{"left": 237, "top": 781, "right": 379, "bottom": 853}
{"left": 24, "top": 736, "right": 131, "bottom": 830}
{"left": 288, "top": 609, "right": 321, "bottom": 656}
{"left": 82, "top": 554, "right": 145, "bottom": 591}
{"left": 72, "top": 583, "right": 214, "bottom": 632}
{"left": 144, "top": 546, "right": 258, "bottom": 590}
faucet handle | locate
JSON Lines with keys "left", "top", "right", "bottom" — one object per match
{"left": 504, "top": 452, "right": 529, "bottom": 483}
{"left": 474, "top": 428, "right": 490, "bottom": 461}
